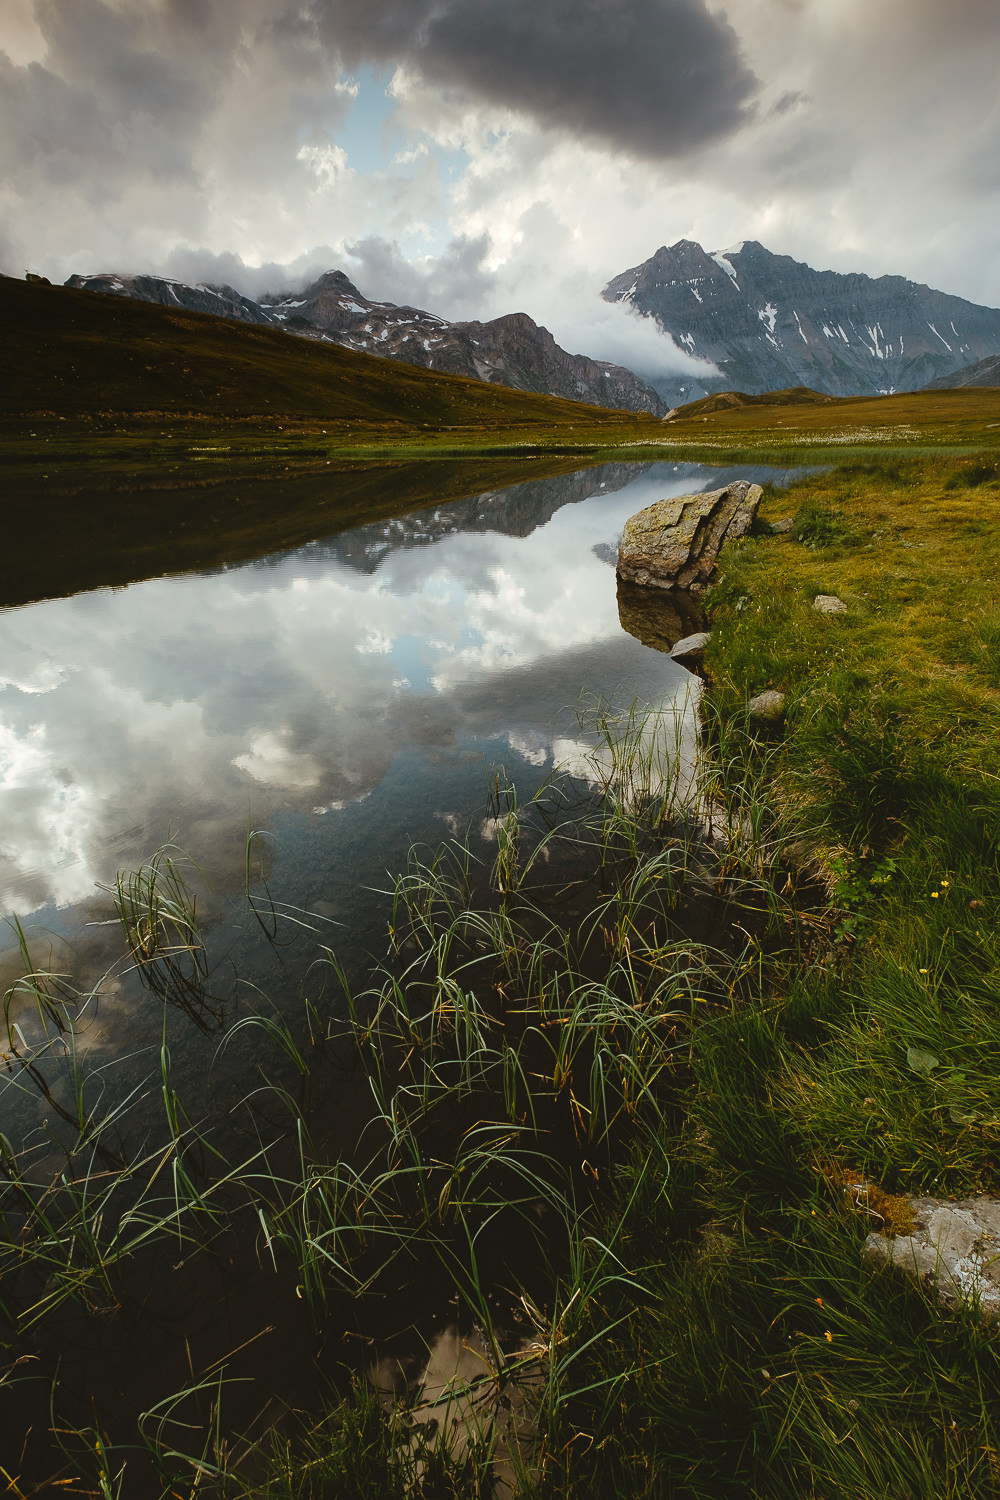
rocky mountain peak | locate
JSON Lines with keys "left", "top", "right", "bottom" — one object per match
{"left": 603, "top": 238, "right": 1000, "bottom": 405}
{"left": 300, "top": 268, "right": 365, "bottom": 302}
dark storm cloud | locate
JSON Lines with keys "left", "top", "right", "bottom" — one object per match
{"left": 0, "top": 0, "right": 345, "bottom": 196}
{"left": 310, "top": 0, "right": 759, "bottom": 159}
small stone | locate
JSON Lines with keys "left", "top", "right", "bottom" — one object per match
{"left": 864, "top": 1195, "right": 1000, "bottom": 1318}
{"left": 669, "top": 631, "right": 711, "bottom": 665}
{"left": 771, "top": 516, "right": 794, "bottom": 534}
{"left": 748, "top": 689, "right": 786, "bottom": 723}
{"left": 813, "top": 594, "right": 848, "bottom": 614}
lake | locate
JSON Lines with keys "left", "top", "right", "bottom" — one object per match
{"left": 0, "top": 455, "right": 805, "bottom": 1487}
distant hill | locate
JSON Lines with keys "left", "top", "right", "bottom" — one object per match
{"left": 603, "top": 239, "right": 1000, "bottom": 407}
{"left": 665, "top": 385, "right": 836, "bottom": 420}
{"left": 923, "top": 352, "right": 1000, "bottom": 390}
{"left": 64, "top": 267, "right": 665, "bottom": 416}
{"left": 1, "top": 274, "right": 657, "bottom": 433}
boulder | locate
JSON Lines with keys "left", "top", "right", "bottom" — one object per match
{"left": 864, "top": 1196, "right": 1000, "bottom": 1318}
{"left": 670, "top": 631, "right": 712, "bottom": 666}
{"left": 616, "top": 578, "right": 705, "bottom": 655}
{"left": 617, "top": 480, "right": 763, "bottom": 591}
{"left": 813, "top": 594, "right": 848, "bottom": 615}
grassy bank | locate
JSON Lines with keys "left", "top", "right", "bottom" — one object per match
{"left": 524, "top": 449, "right": 1000, "bottom": 1497}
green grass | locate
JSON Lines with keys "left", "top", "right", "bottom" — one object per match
{"left": 529, "top": 450, "right": 1000, "bottom": 1497}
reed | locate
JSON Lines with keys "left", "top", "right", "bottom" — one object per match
{"left": 0, "top": 698, "right": 815, "bottom": 1495}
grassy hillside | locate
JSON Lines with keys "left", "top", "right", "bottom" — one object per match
{"left": 663, "top": 383, "right": 1000, "bottom": 448}
{"left": 668, "top": 384, "right": 838, "bottom": 418}
{"left": 0, "top": 274, "right": 657, "bottom": 434}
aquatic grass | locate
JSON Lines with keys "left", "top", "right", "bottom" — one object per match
{"left": 2, "top": 914, "right": 78, "bottom": 1041}
{"left": 107, "top": 844, "right": 226, "bottom": 1031}
{"left": 0, "top": 697, "right": 840, "bottom": 1494}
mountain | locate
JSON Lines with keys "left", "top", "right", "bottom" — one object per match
{"left": 65, "top": 272, "right": 275, "bottom": 326}
{"left": 923, "top": 352, "right": 1000, "bottom": 389}
{"left": 602, "top": 239, "right": 1000, "bottom": 406}
{"left": 62, "top": 268, "right": 665, "bottom": 416}
{"left": 297, "top": 461, "right": 649, "bottom": 576}
{"left": 1, "top": 272, "right": 658, "bottom": 436}
{"left": 265, "top": 270, "right": 665, "bottom": 413}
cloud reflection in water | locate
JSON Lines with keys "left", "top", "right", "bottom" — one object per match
{"left": 0, "top": 463, "right": 734, "bottom": 922}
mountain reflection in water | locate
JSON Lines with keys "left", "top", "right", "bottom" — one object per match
{"left": 0, "top": 459, "right": 799, "bottom": 977}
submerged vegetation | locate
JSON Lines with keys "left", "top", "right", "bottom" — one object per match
{"left": 4, "top": 445, "right": 1000, "bottom": 1493}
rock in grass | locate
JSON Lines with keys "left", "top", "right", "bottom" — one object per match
{"left": 617, "top": 480, "right": 763, "bottom": 590}
{"left": 813, "top": 594, "right": 848, "bottom": 614}
{"left": 864, "top": 1196, "right": 1000, "bottom": 1318}
{"left": 748, "top": 689, "right": 787, "bottom": 723}
{"left": 669, "top": 631, "right": 711, "bottom": 665}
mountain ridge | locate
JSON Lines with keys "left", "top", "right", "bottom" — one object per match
{"left": 923, "top": 351, "right": 1000, "bottom": 390}
{"left": 65, "top": 267, "right": 666, "bottom": 416}
{"left": 602, "top": 239, "right": 1000, "bottom": 405}
{"left": 1, "top": 272, "right": 659, "bottom": 435}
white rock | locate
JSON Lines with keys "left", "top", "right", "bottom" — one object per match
{"left": 748, "top": 689, "right": 786, "bottom": 723}
{"left": 669, "top": 631, "right": 711, "bottom": 664}
{"left": 813, "top": 594, "right": 848, "bottom": 614}
{"left": 864, "top": 1196, "right": 1000, "bottom": 1316}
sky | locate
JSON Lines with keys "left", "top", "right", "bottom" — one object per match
{"left": 2, "top": 0, "right": 999, "bottom": 379}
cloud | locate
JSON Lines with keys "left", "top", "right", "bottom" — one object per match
{"left": 159, "top": 243, "right": 345, "bottom": 298}
{"left": 312, "top": 0, "right": 758, "bottom": 159}
{"left": 2, "top": 0, "right": 1000, "bottom": 324}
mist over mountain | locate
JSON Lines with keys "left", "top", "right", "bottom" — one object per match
{"left": 602, "top": 240, "right": 1000, "bottom": 407}
{"left": 923, "top": 352, "right": 1000, "bottom": 390}
{"left": 65, "top": 268, "right": 666, "bottom": 416}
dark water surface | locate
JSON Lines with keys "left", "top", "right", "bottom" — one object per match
{"left": 0, "top": 457, "right": 805, "bottom": 1484}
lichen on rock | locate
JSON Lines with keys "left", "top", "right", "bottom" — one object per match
{"left": 864, "top": 1196, "right": 1000, "bottom": 1317}
{"left": 617, "top": 480, "right": 763, "bottom": 591}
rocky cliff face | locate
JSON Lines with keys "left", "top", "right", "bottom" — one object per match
{"left": 603, "top": 239, "right": 1000, "bottom": 405}
{"left": 64, "top": 272, "right": 275, "bottom": 326}
{"left": 62, "top": 268, "right": 664, "bottom": 415}
{"left": 261, "top": 271, "right": 665, "bottom": 414}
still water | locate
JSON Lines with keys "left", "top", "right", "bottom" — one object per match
{"left": 0, "top": 456, "right": 812, "bottom": 1120}
{"left": 0, "top": 457, "right": 803, "bottom": 1483}
{"left": 0, "top": 460, "right": 797, "bottom": 940}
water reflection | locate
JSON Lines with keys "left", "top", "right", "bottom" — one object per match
{"left": 0, "top": 459, "right": 795, "bottom": 946}
{"left": 0, "top": 456, "right": 809, "bottom": 1489}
